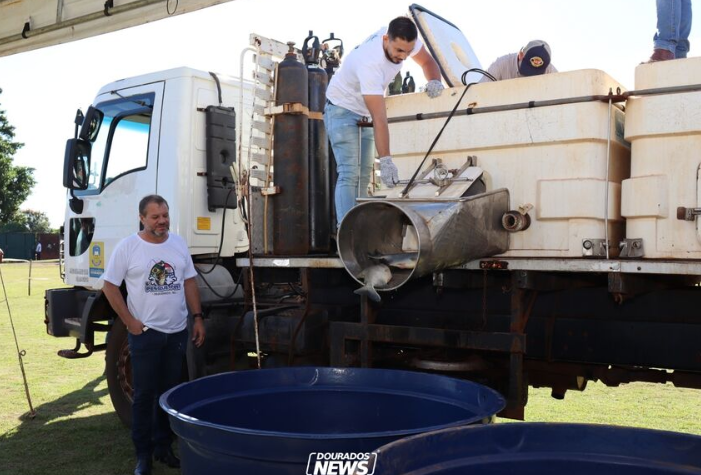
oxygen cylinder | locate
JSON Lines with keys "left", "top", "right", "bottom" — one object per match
{"left": 272, "top": 43, "right": 310, "bottom": 256}
{"left": 304, "top": 32, "right": 331, "bottom": 253}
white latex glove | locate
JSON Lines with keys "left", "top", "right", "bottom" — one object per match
{"left": 426, "top": 79, "right": 444, "bottom": 98}
{"left": 379, "top": 156, "right": 399, "bottom": 188}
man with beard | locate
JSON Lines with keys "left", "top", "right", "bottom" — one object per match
{"left": 102, "top": 194, "right": 205, "bottom": 475}
{"left": 324, "top": 16, "right": 444, "bottom": 227}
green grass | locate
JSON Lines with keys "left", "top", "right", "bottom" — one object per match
{"left": 523, "top": 382, "right": 701, "bottom": 434}
{"left": 0, "top": 262, "right": 699, "bottom": 475}
{"left": 0, "top": 262, "right": 170, "bottom": 475}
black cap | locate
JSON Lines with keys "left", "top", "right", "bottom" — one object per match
{"left": 518, "top": 40, "right": 552, "bottom": 76}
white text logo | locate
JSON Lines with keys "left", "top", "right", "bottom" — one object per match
{"left": 306, "top": 452, "right": 377, "bottom": 475}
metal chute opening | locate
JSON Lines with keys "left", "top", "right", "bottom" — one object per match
{"left": 338, "top": 201, "right": 420, "bottom": 291}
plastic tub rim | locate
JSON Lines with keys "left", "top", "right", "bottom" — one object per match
{"left": 373, "top": 421, "right": 701, "bottom": 468}
{"left": 160, "top": 367, "right": 505, "bottom": 441}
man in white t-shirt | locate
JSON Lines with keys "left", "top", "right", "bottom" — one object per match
{"left": 35, "top": 241, "right": 42, "bottom": 260}
{"left": 324, "top": 16, "right": 444, "bottom": 226}
{"left": 102, "top": 194, "right": 205, "bottom": 475}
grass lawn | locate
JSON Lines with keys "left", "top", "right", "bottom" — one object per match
{"left": 0, "top": 261, "right": 699, "bottom": 475}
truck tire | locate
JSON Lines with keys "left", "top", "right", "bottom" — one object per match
{"left": 105, "top": 319, "right": 133, "bottom": 428}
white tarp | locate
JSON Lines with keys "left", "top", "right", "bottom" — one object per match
{"left": 0, "top": 0, "right": 236, "bottom": 57}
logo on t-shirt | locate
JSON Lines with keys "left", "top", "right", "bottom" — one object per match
{"left": 145, "top": 260, "right": 182, "bottom": 294}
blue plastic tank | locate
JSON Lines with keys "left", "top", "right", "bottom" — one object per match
{"left": 373, "top": 422, "right": 701, "bottom": 474}
{"left": 159, "top": 367, "right": 505, "bottom": 475}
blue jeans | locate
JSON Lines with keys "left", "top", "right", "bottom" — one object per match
{"left": 128, "top": 328, "right": 187, "bottom": 458}
{"left": 324, "top": 103, "right": 375, "bottom": 226}
{"left": 654, "top": 0, "right": 692, "bottom": 57}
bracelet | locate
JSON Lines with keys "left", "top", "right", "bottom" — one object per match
{"left": 192, "top": 312, "right": 204, "bottom": 319}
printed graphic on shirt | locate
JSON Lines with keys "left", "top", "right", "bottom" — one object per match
{"left": 145, "top": 260, "right": 181, "bottom": 295}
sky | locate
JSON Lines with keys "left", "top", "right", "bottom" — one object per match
{"left": 0, "top": 0, "right": 698, "bottom": 227}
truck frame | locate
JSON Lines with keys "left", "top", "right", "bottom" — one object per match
{"left": 44, "top": 28, "right": 701, "bottom": 426}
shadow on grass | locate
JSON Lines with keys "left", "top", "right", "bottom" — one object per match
{"left": 0, "top": 375, "right": 143, "bottom": 475}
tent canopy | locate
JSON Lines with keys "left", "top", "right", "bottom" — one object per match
{"left": 0, "top": 0, "right": 236, "bottom": 57}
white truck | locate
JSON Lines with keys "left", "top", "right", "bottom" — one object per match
{"left": 44, "top": 6, "right": 701, "bottom": 425}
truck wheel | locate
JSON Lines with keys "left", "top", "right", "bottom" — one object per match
{"left": 105, "top": 319, "right": 133, "bottom": 428}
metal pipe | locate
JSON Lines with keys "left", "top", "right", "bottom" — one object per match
{"left": 502, "top": 210, "right": 531, "bottom": 233}
{"left": 0, "top": 0, "right": 163, "bottom": 47}
{"left": 56, "top": 0, "right": 65, "bottom": 23}
{"left": 387, "top": 93, "right": 624, "bottom": 125}
{"left": 386, "top": 82, "right": 701, "bottom": 126}
{"left": 604, "top": 91, "right": 613, "bottom": 260}
{"left": 357, "top": 193, "right": 506, "bottom": 203}
{"left": 624, "top": 83, "right": 701, "bottom": 98}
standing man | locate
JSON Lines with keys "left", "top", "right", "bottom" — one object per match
{"left": 102, "top": 194, "right": 205, "bottom": 475}
{"left": 648, "top": 0, "right": 692, "bottom": 61}
{"left": 480, "top": 40, "right": 557, "bottom": 82}
{"left": 324, "top": 16, "right": 444, "bottom": 226}
{"left": 35, "top": 241, "right": 42, "bottom": 260}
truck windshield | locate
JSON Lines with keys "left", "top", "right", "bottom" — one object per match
{"left": 77, "top": 93, "right": 154, "bottom": 194}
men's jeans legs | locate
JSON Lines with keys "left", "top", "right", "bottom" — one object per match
{"left": 324, "top": 103, "right": 375, "bottom": 226}
{"left": 128, "top": 328, "right": 187, "bottom": 458}
{"left": 654, "top": 0, "right": 692, "bottom": 57}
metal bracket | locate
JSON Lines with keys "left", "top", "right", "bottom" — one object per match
{"left": 264, "top": 102, "right": 321, "bottom": 119}
{"left": 260, "top": 186, "right": 281, "bottom": 196}
{"left": 619, "top": 238, "right": 644, "bottom": 258}
{"left": 21, "top": 18, "right": 32, "bottom": 39}
{"left": 582, "top": 239, "right": 609, "bottom": 258}
{"left": 677, "top": 206, "right": 701, "bottom": 221}
{"left": 248, "top": 168, "right": 268, "bottom": 182}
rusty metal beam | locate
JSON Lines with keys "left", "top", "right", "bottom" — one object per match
{"left": 329, "top": 321, "right": 524, "bottom": 368}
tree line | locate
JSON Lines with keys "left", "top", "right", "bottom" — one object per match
{"left": 0, "top": 88, "right": 54, "bottom": 234}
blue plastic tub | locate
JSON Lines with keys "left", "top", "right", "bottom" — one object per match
{"left": 373, "top": 422, "right": 701, "bottom": 474}
{"left": 159, "top": 367, "right": 505, "bottom": 475}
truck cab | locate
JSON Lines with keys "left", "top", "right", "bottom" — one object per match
{"left": 63, "top": 67, "right": 250, "bottom": 292}
{"left": 45, "top": 67, "right": 253, "bottom": 423}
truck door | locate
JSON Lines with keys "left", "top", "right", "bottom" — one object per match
{"left": 64, "top": 82, "right": 164, "bottom": 288}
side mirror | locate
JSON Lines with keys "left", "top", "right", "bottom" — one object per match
{"left": 63, "top": 138, "right": 91, "bottom": 190}
{"left": 79, "top": 106, "right": 103, "bottom": 142}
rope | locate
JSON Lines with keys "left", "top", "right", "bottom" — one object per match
{"left": 0, "top": 264, "right": 36, "bottom": 418}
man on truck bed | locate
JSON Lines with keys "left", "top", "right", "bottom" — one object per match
{"left": 480, "top": 40, "right": 557, "bottom": 81}
{"left": 324, "top": 16, "right": 444, "bottom": 227}
{"left": 102, "top": 194, "right": 205, "bottom": 475}
{"left": 648, "top": 0, "right": 692, "bottom": 61}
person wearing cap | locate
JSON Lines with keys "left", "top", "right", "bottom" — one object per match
{"left": 480, "top": 40, "right": 557, "bottom": 82}
{"left": 648, "top": 0, "right": 692, "bottom": 62}
{"left": 324, "top": 16, "right": 444, "bottom": 227}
